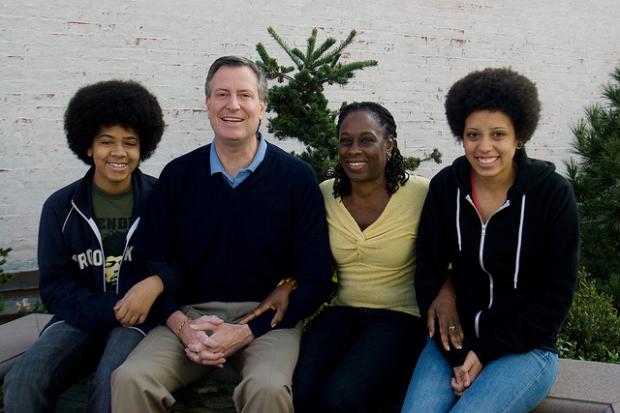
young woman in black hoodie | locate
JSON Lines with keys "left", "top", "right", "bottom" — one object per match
{"left": 401, "top": 68, "right": 579, "bottom": 413}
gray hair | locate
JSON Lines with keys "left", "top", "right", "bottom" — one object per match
{"left": 204, "top": 55, "right": 268, "bottom": 102}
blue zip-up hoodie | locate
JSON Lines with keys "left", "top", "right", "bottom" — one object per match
{"left": 38, "top": 167, "right": 158, "bottom": 335}
{"left": 415, "top": 150, "right": 579, "bottom": 366}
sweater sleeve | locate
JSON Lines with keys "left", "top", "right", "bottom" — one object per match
{"left": 472, "top": 179, "right": 579, "bottom": 365}
{"left": 132, "top": 164, "right": 185, "bottom": 323}
{"left": 414, "top": 176, "right": 452, "bottom": 318}
{"left": 247, "top": 166, "right": 332, "bottom": 337}
{"left": 38, "top": 199, "right": 121, "bottom": 330}
{"left": 415, "top": 177, "right": 472, "bottom": 365}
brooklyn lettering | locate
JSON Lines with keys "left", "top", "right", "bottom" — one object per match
{"left": 73, "top": 249, "right": 104, "bottom": 270}
{"left": 72, "top": 246, "right": 133, "bottom": 270}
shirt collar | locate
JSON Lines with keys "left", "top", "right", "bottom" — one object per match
{"left": 210, "top": 133, "right": 267, "bottom": 176}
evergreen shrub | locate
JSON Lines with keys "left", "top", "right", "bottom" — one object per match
{"left": 566, "top": 66, "right": 620, "bottom": 309}
{"left": 558, "top": 269, "right": 620, "bottom": 363}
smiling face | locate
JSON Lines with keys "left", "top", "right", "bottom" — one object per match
{"left": 338, "top": 110, "right": 393, "bottom": 185}
{"left": 87, "top": 125, "right": 140, "bottom": 194}
{"left": 205, "top": 65, "right": 266, "bottom": 147}
{"left": 463, "top": 110, "right": 519, "bottom": 183}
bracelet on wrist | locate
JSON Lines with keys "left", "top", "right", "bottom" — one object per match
{"left": 277, "top": 277, "right": 298, "bottom": 290}
{"left": 175, "top": 316, "right": 191, "bottom": 337}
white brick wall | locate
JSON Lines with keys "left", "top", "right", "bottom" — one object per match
{"left": 1, "top": 0, "right": 619, "bottom": 271}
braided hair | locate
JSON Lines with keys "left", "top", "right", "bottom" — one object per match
{"left": 333, "top": 102, "right": 409, "bottom": 198}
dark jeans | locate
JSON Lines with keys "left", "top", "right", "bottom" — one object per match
{"left": 3, "top": 322, "right": 143, "bottom": 413}
{"left": 293, "top": 306, "right": 426, "bottom": 413}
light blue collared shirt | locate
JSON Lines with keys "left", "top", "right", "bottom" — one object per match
{"left": 210, "top": 134, "right": 267, "bottom": 188}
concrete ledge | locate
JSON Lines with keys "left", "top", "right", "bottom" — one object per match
{"left": 533, "top": 358, "right": 620, "bottom": 413}
{"left": 0, "top": 312, "right": 52, "bottom": 378}
{"left": 0, "top": 270, "right": 39, "bottom": 292}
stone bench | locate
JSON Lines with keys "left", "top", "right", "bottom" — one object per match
{"left": 0, "top": 312, "right": 52, "bottom": 378}
{"left": 1, "top": 313, "right": 619, "bottom": 412}
{"left": 0, "top": 313, "right": 239, "bottom": 412}
{"left": 533, "top": 358, "right": 620, "bottom": 413}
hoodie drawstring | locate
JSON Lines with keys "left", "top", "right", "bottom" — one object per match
{"left": 455, "top": 188, "right": 526, "bottom": 290}
{"left": 513, "top": 194, "right": 526, "bottom": 289}
{"left": 456, "top": 188, "right": 462, "bottom": 251}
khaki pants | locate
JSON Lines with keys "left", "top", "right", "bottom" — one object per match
{"left": 111, "top": 302, "right": 302, "bottom": 413}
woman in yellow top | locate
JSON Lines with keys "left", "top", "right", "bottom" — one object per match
{"left": 241, "top": 101, "right": 460, "bottom": 411}
{"left": 292, "top": 102, "right": 429, "bottom": 412}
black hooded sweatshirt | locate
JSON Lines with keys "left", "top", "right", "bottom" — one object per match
{"left": 415, "top": 150, "right": 579, "bottom": 366}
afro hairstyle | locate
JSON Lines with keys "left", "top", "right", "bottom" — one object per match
{"left": 64, "top": 79, "right": 165, "bottom": 165}
{"left": 445, "top": 67, "right": 541, "bottom": 143}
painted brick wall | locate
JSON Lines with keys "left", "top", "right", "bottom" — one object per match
{"left": 1, "top": 0, "right": 619, "bottom": 270}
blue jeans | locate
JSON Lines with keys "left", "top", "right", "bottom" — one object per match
{"left": 401, "top": 338, "right": 558, "bottom": 413}
{"left": 3, "top": 322, "right": 143, "bottom": 413}
{"left": 293, "top": 306, "right": 426, "bottom": 413}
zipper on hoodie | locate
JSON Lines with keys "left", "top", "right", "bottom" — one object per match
{"left": 71, "top": 200, "right": 107, "bottom": 291}
{"left": 71, "top": 201, "right": 138, "bottom": 294}
{"left": 464, "top": 194, "right": 510, "bottom": 338}
{"left": 69, "top": 200, "right": 147, "bottom": 334}
{"left": 120, "top": 218, "right": 141, "bottom": 293}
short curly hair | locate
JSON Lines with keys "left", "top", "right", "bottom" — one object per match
{"left": 445, "top": 67, "right": 540, "bottom": 143}
{"left": 64, "top": 79, "right": 165, "bottom": 165}
{"left": 333, "top": 102, "right": 409, "bottom": 198}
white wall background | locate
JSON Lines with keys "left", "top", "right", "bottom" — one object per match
{"left": 1, "top": 0, "right": 619, "bottom": 271}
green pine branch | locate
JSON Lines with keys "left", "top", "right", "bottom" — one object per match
{"left": 310, "top": 38, "right": 337, "bottom": 64}
{"left": 306, "top": 28, "right": 317, "bottom": 63}
{"left": 266, "top": 26, "right": 304, "bottom": 69}
{"left": 313, "top": 29, "right": 357, "bottom": 67}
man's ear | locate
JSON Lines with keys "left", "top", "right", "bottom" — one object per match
{"left": 258, "top": 99, "right": 266, "bottom": 120}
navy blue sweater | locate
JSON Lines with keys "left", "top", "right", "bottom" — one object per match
{"left": 135, "top": 142, "right": 333, "bottom": 337}
{"left": 38, "top": 167, "right": 158, "bottom": 334}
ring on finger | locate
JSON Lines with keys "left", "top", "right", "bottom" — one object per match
{"left": 448, "top": 325, "right": 459, "bottom": 332}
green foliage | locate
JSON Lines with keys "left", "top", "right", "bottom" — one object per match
{"left": 558, "top": 269, "right": 620, "bottom": 363}
{"left": 256, "top": 27, "right": 378, "bottom": 181}
{"left": 257, "top": 27, "right": 440, "bottom": 182}
{"left": 0, "top": 247, "right": 12, "bottom": 312}
{"left": 406, "top": 148, "right": 443, "bottom": 171}
{"left": 16, "top": 297, "right": 46, "bottom": 316}
{"left": 565, "top": 66, "right": 620, "bottom": 308}
{"left": 0, "top": 247, "right": 11, "bottom": 284}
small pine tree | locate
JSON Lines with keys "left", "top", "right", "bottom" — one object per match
{"left": 256, "top": 27, "right": 378, "bottom": 181}
{"left": 566, "top": 66, "right": 620, "bottom": 308}
{"left": 256, "top": 27, "right": 442, "bottom": 182}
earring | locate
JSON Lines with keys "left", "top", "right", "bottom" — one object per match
{"left": 516, "top": 141, "right": 524, "bottom": 150}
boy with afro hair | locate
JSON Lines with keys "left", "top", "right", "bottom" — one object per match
{"left": 3, "top": 79, "right": 168, "bottom": 413}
